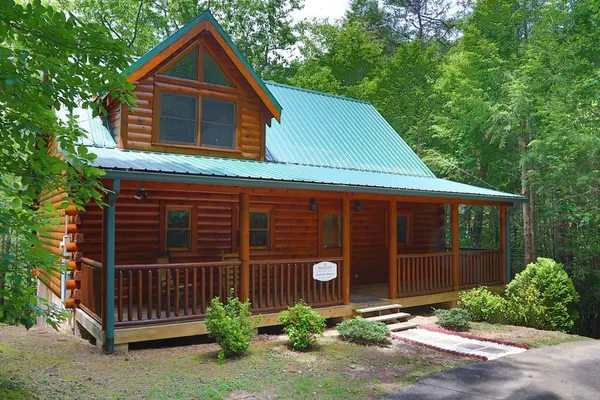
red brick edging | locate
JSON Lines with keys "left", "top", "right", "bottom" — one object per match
{"left": 417, "top": 325, "right": 531, "bottom": 350}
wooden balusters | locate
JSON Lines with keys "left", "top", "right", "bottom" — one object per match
{"left": 111, "top": 261, "right": 240, "bottom": 327}
{"left": 248, "top": 258, "right": 343, "bottom": 312}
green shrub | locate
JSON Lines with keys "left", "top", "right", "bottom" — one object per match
{"left": 278, "top": 301, "right": 326, "bottom": 350}
{"left": 505, "top": 258, "right": 579, "bottom": 332}
{"left": 458, "top": 286, "right": 507, "bottom": 323}
{"left": 336, "top": 317, "right": 390, "bottom": 345}
{"left": 434, "top": 308, "right": 471, "bottom": 331}
{"left": 205, "top": 291, "right": 258, "bottom": 362}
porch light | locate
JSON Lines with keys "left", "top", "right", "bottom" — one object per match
{"left": 355, "top": 201, "right": 364, "bottom": 212}
{"left": 133, "top": 186, "right": 148, "bottom": 200}
{"left": 310, "top": 198, "right": 318, "bottom": 211}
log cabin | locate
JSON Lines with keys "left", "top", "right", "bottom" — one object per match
{"left": 38, "top": 11, "right": 525, "bottom": 353}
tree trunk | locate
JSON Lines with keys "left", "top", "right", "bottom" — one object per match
{"left": 520, "top": 121, "right": 536, "bottom": 264}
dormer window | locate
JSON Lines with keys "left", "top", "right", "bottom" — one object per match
{"left": 164, "top": 49, "right": 197, "bottom": 81}
{"left": 153, "top": 44, "right": 239, "bottom": 151}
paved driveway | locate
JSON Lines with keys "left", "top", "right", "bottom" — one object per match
{"left": 384, "top": 340, "right": 600, "bottom": 400}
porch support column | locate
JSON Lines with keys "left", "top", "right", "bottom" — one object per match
{"left": 388, "top": 200, "right": 398, "bottom": 299}
{"left": 342, "top": 198, "right": 351, "bottom": 305}
{"left": 104, "top": 178, "right": 120, "bottom": 355}
{"left": 451, "top": 204, "right": 460, "bottom": 291}
{"left": 239, "top": 192, "right": 250, "bottom": 302}
{"left": 500, "top": 205, "right": 507, "bottom": 284}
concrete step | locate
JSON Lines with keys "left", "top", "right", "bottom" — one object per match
{"left": 387, "top": 321, "right": 419, "bottom": 332}
{"left": 366, "top": 312, "right": 411, "bottom": 323}
{"left": 355, "top": 304, "right": 403, "bottom": 314}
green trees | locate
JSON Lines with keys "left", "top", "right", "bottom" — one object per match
{"left": 0, "top": 0, "right": 133, "bottom": 328}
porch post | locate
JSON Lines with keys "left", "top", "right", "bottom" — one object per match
{"left": 104, "top": 178, "right": 119, "bottom": 355}
{"left": 239, "top": 192, "right": 250, "bottom": 302}
{"left": 341, "top": 198, "right": 351, "bottom": 304}
{"left": 388, "top": 200, "right": 397, "bottom": 299}
{"left": 500, "top": 205, "right": 507, "bottom": 284}
{"left": 451, "top": 203, "right": 460, "bottom": 291}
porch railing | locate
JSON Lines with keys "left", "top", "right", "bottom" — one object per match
{"left": 78, "top": 257, "right": 342, "bottom": 328}
{"left": 397, "top": 252, "right": 453, "bottom": 296}
{"left": 113, "top": 261, "right": 240, "bottom": 327}
{"left": 396, "top": 249, "right": 503, "bottom": 298}
{"left": 249, "top": 258, "right": 344, "bottom": 313}
{"left": 459, "top": 249, "right": 503, "bottom": 287}
{"left": 80, "top": 257, "right": 103, "bottom": 322}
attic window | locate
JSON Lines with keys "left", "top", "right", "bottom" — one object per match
{"left": 159, "top": 92, "right": 198, "bottom": 145}
{"left": 164, "top": 49, "right": 197, "bottom": 80}
{"left": 204, "top": 52, "right": 232, "bottom": 87}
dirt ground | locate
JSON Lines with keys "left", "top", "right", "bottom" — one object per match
{"left": 0, "top": 324, "right": 469, "bottom": 400}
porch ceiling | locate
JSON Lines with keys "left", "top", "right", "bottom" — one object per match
{"left": 87, "top": 147, "right": 525, "bottom": 203}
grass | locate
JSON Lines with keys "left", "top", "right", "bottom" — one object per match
{"left": 470, "top": 322, "right": 593, "bottom": 348}
{"left": 0, "top": 325, "right": 467, "bottom": 400}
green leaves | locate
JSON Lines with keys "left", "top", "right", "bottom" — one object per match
{"left": 0, "top": 0, "right": 133, "bottom": 329}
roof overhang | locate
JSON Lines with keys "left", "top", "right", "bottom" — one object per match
{"left": 124, "top": 11, "right": 282, "bottom": 121}
{"left": 100, "top": 168, "right": 525, "bottom": 206}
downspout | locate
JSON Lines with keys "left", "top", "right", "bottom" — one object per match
{"left": 506, "top": 206, "right": 518, "bottom": 283}
{"left": 105, "top": 179, "right": 120, "bottom": 354}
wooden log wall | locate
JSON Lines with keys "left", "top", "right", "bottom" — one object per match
{"left": 78, "top": 180, "right": 344, "bottom": 265}
{"left": 120, "top": 32, "right": 267, "bottom": 160}
{"left": 78, "top": 180, "right": 446, "bottom": 291}
{"left": 37, "top": 140, "right": 83, "bottom": 308}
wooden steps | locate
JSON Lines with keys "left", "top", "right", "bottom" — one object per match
{"left": 387, "top": 321, "right": 419, "bottom": 332}
{"left": 367, "top": 312, "right": 411, "bottom": 323}
{"left": 355, "top": 303, "right": 413, "bottom": 330}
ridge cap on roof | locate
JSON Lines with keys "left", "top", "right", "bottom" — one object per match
{"left": 265, "top": 81, "right": 372, "bottom": 105}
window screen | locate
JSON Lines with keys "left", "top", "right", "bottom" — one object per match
{"left": 249, "top": 211, "right": 269, "bottom": 248}
{"left": 323, "top": 214, "right": 342, "bottom": 248}
{"left": 166, "top": 209, "right": 191, "bottom": 250}
{"left": 164, "top": 49, "right": 197, "bottom": 81}
{"left": 200, "top": 98, "right": 236, "bottom": 149}
{"left": 204, "top": 52, "right": 232, "bottom": 87}
{"left": 159, "top": 92, "right": 198, "bottom": 145}
{"left": 397, "top": 215, "right": 409, "bottom": 245}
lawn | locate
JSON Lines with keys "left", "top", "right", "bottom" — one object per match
{"left": 468, "top": 322, "right": 593, "bottom": 348}
{"left": 1, "top": 321, "right": 593, "bottom": 399}
{"left": 0, "top": 324, "right": 468, "bottom": 400}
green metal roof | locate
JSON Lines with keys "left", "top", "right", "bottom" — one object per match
{"left": 55, "top": 107, "right": 116, "bottom": 149}
{"left": 265, "top": 82, "right": 434, "bottom": 177}
{"left": 125, "top": 10, "right": 282, "bottom": 114}
{"left": 86, "top": 147, "right": 525, "bottom": 203}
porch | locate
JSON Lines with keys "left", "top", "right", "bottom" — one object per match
{"left": 73, "top": 180, "right": 510, "bottom": 350}
{"left": 78, "top": 248, "right": 504, "bottom": 345}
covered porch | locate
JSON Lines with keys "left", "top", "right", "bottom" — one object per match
{"left": 74, "top": 177, "right": 512, "bottom": 350}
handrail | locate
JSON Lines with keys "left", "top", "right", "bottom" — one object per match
{"left": 115, "top": 260, "right": 242, "bottom": 271}
{"left": 80, "top": 257, "right": 102, "bottom": 269}
{"left": 250, "top": 257, "right": 343, "bottom": 264}
{"left": 397, "top": 251, "right": 451, "bottom": 259}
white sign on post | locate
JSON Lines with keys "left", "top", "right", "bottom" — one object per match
{"left": 313, "top": 261, "right": 337, "bottom": 282}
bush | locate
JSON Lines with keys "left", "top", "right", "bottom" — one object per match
{"left": 505, "top": 258, "right": 579, "bottom": 332}
{"left": 205, "top": 291, "right": 258, "bottom": 362}
{"left": 336, "top": 317, "right": 390, "bottom": 345}
{"left": 278, "top": 301, "right": 326, "bottom": 350}
{"left": 458, "top": 286, "right": 507, "bottom": 323}
{"left": 434, "top": 308, "right": 471, "bottom": 331}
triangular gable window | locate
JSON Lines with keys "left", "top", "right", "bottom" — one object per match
{"left": 204, "top": 52, "right": 232, "bottom": 87}
{"left": 164, "top": 49, "right": 197, "bottom": 80}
